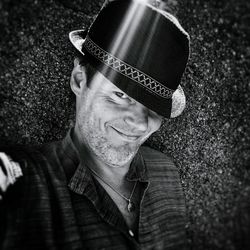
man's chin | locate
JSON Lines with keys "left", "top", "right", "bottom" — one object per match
{"left": 95, "top": 145, "right": 138, "bottom": 168}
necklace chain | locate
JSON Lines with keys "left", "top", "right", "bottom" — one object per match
{"left": 88, "top": 167, "right": 137, "bottom": 204}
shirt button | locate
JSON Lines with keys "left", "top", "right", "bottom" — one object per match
{"left": 129, "top": 230, "right": 134, "bottom": 237}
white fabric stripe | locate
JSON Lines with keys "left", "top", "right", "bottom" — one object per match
{"left": 0, "top": 153, "right": 23, "bottom": 194}
{"left": 83, "top": 35, "right": 174, "bottom": 99}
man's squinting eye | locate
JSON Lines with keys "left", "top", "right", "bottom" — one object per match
{"left": 114, "top": 91, "right": 128, "bottom": 99}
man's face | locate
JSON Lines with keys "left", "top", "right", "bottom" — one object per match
{"left": 75, "top": 71, "right": 162, "bottom": 167}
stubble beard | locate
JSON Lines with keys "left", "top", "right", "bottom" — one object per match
{"left": 78, "top": 115, "right": 141, "bottom": 167}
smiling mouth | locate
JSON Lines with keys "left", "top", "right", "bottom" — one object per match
{"left": 111, "top": 127, "right": 141, "bottom": 141}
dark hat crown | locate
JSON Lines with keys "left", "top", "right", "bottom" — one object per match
{"left": 81, "top": 0, "right": 190, "bottom": 117}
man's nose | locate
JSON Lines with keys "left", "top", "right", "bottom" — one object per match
{"left": 124, "top": 102, "right": 148, "bottom": 133}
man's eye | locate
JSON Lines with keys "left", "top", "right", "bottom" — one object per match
{"left": 114, "top": 91, "right": 128, "bottom": 99}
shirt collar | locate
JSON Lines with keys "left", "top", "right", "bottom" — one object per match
{"left": 62, "top": 128, "right": 148, "bottom": 195}
{"left": 125, "top": 150, "right": 148, "bottom": 182}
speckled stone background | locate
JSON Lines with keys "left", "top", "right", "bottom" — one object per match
{"left": 0, "top": 0, "right": 249, "bottom": 249}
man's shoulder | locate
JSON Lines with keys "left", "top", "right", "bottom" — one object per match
{"left": 140, "top": 145, "right": 176, "bottom": 166}
{"left": 139, "top": 146, "right": 184, "bottom": 202}
{"left": 0, "top": 141, "right": 56, "bottom": 165}
{"left": 140, "top": 145, "right": 180, "bottom": 177}
{"left": 0, "top": 141, "right": 64, "bottom": 181}
{"left": 0, "top": 141, "right": 62, "bottom": 197}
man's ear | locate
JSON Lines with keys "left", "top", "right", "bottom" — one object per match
{"left": 70, "top": 58, "right": 87, "bottom": 97}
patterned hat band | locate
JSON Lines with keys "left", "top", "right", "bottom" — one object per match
{"left": 83, "top": 35, "right": 175, "bottom": 99}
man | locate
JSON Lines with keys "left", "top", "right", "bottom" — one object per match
{"left": 0, "top": 0, "right": 190, "bottom": 249}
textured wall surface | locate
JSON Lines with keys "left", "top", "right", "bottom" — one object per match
{"left": 0, "top": 0, "right": 249, "bottom": 249}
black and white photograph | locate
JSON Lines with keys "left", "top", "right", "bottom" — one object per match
{"left": 0, "top": 0, "right": 249, "bottom": 249}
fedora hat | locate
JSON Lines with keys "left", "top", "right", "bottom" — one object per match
{"left": 69, "top": 0, "right": 190, "bottom": 118}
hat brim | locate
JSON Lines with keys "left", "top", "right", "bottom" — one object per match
{"left": 69, "top": 30, "right": 186, "bottom": 118}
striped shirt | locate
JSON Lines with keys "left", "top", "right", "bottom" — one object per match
{"left": 0, "top": 130, "right": 188, "bottom": 250}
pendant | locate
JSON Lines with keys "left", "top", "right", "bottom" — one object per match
{"left": 127, "top": 200, "right": 135, "bottom": 212}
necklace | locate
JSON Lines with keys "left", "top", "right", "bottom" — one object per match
{"left": 88, "top": 167, "right": 137, "bottom": 212}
